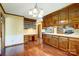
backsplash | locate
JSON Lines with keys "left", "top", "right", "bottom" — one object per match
{"left": 24, "top": 28, "right": 37, "bottom": 35}
{"left": 24, "top": 22, "right": 36, "bottom": 29}
{"left": 74, "top": 29, "right": 79, "bottom": 34}
{"left": 45, "top": 27, "right": 54, "bottom": 33}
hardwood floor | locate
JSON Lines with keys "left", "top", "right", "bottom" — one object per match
{"left": 1, "top": 41, "right": 73, "bottom": 56}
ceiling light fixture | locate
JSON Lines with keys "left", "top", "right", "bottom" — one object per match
{"left": 28, "top": 3, "right": 44, "bottom": 20}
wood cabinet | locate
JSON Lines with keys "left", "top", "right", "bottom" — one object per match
{"left": 42, "top": 34, "right": 79, "bottom": 55}
{"left": 52, "top": 14, "right": 59, "bottom": 26}
{"left": 59, "top": 36, "right": 69, "bottom": 52}
{"left": 69, "top": 4, "right": 79, "bottom": 29}
{"left": 42, "top": 4, "right": 79, "bottom": 28}
{"left": 59, "top": 8, "right": 69, "bottom": 25}
{"left": 42, "top": 34, "right": 49, "bottom": 44}
{"left": 43, "top": 15, "right": 53, "bottom": 27}
{"left": 24, "top": 35, "right": 37, "bottom": 43}
{"left": 69, "top": 38, "right": 79, "bottom": 55}
{"left": 43, "top": 35, "right": 59, "bottom": 48}
{"left": 50, "top": 35, "right": 59, "bottom": 48}
{"left": 24, "top": 35, "right": 29, "bottom": 43}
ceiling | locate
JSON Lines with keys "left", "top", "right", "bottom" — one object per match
{"left": 2, "top": 3, "right": 71, "bottom": 19}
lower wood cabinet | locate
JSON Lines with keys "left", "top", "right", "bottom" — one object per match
{"left": 69, "top": 38, "right": 79, "bottom": 55}
{"left": 43, "top": 34, "right": 49, "bottom": 44}
{"left": 42, "top": 34, "right": 79, "bottom": 55}
{"left": 43, "top": 35, "right": 59, "bottom": 48}
{"left": 51, "top": 35, "right": 59, "bottom": 48}
{"left": 24, "top": 35, "right": 29, "bottom": 43}
{"left": 24, "top": 35, "right": 37, "bottom": 43}
{"left": 59, "top": 36, "right": 69, "bottom": 52}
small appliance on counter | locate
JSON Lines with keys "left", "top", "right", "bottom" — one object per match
{"left": 64, "top": 26, "right": 74, "bottom": 34}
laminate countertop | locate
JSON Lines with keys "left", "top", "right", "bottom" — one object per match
{"left": 24, "top": 29, "right": 37, "bottom": 35}
{"left": 24, "top": 33, "right": 37, "bottom": 35}
{"left": 43, "top": 32, "right": 79, "bottom": 39}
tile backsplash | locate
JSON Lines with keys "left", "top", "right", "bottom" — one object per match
{"left": 74, "top": 29, "right": 79, "bottom": 34}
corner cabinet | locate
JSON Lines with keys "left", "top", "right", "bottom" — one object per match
{"left": 59, "top": 36, "right": 69, "bottom": 52}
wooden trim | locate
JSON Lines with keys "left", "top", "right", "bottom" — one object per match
{"left": 5, "top": 43, "right": 24, "bottom": 48}
{"left": 24, "top": 18, "right": 36, "bottom": 22}
{"left": 0, "top": 3, "right": 24, "bottom": 17}
{"left": 6, "top": 13, "right": 24, "bottom": 17}
{"left": 0, "top": 3, "right": 36, "bottom": 20}
{"left": 0, "top": 3, "right": 6, "bottom": 13}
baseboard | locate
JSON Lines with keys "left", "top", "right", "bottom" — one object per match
{"left": 5, "top": 40, "right": 37, "bottom": 48}
{"left": 5, "top": 43, "right": 24, "bottom": 48}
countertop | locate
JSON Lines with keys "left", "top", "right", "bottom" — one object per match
{"left": 24, "top": 33, "right": 37, "bottom": 35}
{"left": 24, "top": 29, "right": 37, "bottom": 35}
{"left": 43, "top": 32, "right": 79, "bottom": 38}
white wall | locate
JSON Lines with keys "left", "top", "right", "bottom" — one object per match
{"left": 5, "top": 14, "right": 24, "bottom": 46}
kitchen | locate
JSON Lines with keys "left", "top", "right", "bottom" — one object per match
{"left": 42, "top": 3, "right": 79, "bottom": 56}
{"left": 0, "top": 3, "right": 79, "bottom": 56}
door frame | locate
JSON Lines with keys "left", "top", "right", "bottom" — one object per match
{"left": 0, "top": 12, "right": 5, "bottom": 55}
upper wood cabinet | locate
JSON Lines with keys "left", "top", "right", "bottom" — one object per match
{"left": 52, "top": 13, "right": 59, "bottom": 26}
{"left": 59, "top": 8, "right": 69, "bottom": 25}
{"left": 69, "top": 4, "right": 79, "bottom": 29}
{"left": 42, "top": 3, "right": 79, "bottom": 28}
{"left": 42, "top": 17, "right": 46, "bottom": 27}
{"left": 43, "top": 14, "right": 53, "bottom": 27}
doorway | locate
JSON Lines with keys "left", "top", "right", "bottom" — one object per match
{"left": 0, "top": 13, "right": 5, "bottom": 56}
{"left": 38, "top": 24, "right": 41, "bottom": 38}
{"left": 37, "top": 22, "right": 43, "bottom": 44}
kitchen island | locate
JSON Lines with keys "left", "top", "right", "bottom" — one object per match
{"left": 42, "top": 32, "right": 79, "bottom": 55}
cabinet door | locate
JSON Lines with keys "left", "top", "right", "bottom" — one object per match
{"left": 69, "top": 38, "right": 79, "bottom": 55}
{"left": 52, "top": 35, "right": 59, "bottom": 48}
{"left": 24, "top": 35, "right": 29, "bottom": 43}
{"left": 47, "top": 15, "right": 53, "bottom": 26}
{"left": 46, "top": 35, "right": 52, "bottom": 44}
{"left": 42, "top": 34, "right": 47, "bottom": 42}
{"left": 43, "top": 34, "right": 49, "bottom": 44}
{"left": 59, "top": 36, "right": 68, "bottom": 51}
{"left": 53, "top": 14, "right": 59, "bottom": 26}
{"left": 49, "top": 35, "right": 53, "bottom": 46}
{"left": 42, "top": 17, "right": 46, "bottom": 27}
{"left": 59, "top": 8, "right": 69, "bottom": 25}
